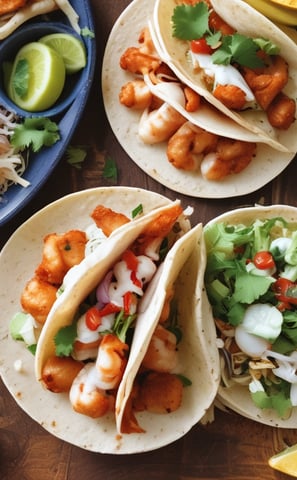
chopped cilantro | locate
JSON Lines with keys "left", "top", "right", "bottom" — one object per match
{"left": 171, "top": 3, "right": 279, "bottom": 68}
{"left": 132, "top": 203, "right": 143, "bottom": 218}
{"left": 81, "top": 27, "right": 95, "bottom": 38}
{"left": 103, "top": 156, "right": 118, "bottom": 182}
{"left": 66, "top": 145, "right": 87, "bottom": 169}
{"left": 54, "top": 323, "right": 77, "bottom": 357}
{"left": 11, "top": 117, "right": 60, "bottom": 152}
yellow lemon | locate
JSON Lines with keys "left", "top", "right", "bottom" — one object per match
{"left": 39, "top": 33, "right": 87, "bottom": 74}
{"left": 244, "top": 0, "right": 297, "bottom": 25}
{"left": 268, "top": 444, "right": 297, "bottom": 476}
{"left": 7, "top": 42, "right": 66, "bottom": 112}
{"left": 270, "top": 0, "right": 297, "bottom": 9}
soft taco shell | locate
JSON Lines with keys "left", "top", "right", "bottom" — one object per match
{"left": 34, "top": 197, "right": 185, "bottom": 380}
{"left": 153, "top": 0, "right": 297, "bottom": 152}
{"left": 205, "top": 204, "right": 297, "bottom": 427}
{"left": 1, "top": 187, "right": 214, "bottom": 453}
{"left": 116, "top": 223, "right": 220, "bottom": 433}
{"left": 102, "top": 0, "right": 295, "bottom": 198}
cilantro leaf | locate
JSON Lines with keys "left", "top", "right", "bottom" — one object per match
{"left": 172, "top": 3, "right": 209, "bottom": 40}
{"left": 212, "top": 34, "right": 264, "bottom": 68}
{"left": 54, "top": 323, "right": 77, "bottom": 357}
{"left": 66, "top": 145, "right": 87, "bottom": 169}
{"left": 103, "top": 156, "right": 118, "bottom": 182}
{"left": 233, "top": 270, "right": 274, "bottom": 304}
{"left": 11, "top": 117, "right": 60, "bottom": 152}
{"left": 132, "top": 203, "right": 143, "bottom": 218}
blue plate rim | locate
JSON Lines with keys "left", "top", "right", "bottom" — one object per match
{"left": 0, "top": 0, "right": 96, "bottom": 227}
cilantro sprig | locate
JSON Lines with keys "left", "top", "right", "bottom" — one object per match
{"left": 171, "top": 3, "right": 279, "bottom": 68}
{"left": 11, "top": 117, "right": 60, "bottom": 152}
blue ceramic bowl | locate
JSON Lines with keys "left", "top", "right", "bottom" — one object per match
{"left": 0, "top": 22, "right": 87, "bottom": 118}
{"left": 0, "top": 0, "right": 96, "bottom": 225}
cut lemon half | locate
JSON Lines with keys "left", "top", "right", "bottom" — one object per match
{"left": 268, "top": 444, "right": 297, "bottom": 476}
{"left": 39, "top": 33, "right": 87, "bottom": 74}
{"left": 244, "top": 0, "right": 297, "bottom": 24}
{"left": 7, "top": 42, "right": 66, "bottom": 112}
{"left": 270, "top": 0, "right": 297, "bottom": 9}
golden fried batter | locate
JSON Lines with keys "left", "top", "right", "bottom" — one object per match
{"left": 91, "top": 205, "right": 130, "bottom": 236}
{"left": 0, "top": 0, "right": 27, "bottom": 16}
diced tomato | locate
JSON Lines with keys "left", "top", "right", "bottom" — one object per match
{"left": 99, "top": 303, "right": 121, "bottom": 317}
{"left": 122, "top": 249, "right": 138, "bottom": 271}
{"left": 273, "top": 277, "right": 297, "bottom": 305}
{"left": 190, "top": 38, "right": 212, "bottom": 55}
{"left": 253, "top": 251, "right": 275, "bottom": 270}
{"left": 85, "top": 306, "right": 102, "bottom": 331}
{"left": 131, "top": 269, "right": 142, "bottom": 288}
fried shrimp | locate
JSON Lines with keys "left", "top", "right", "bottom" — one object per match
{"left": 242, "top": 55, "right": 289, "bottom": 111}
{"left": 69, "top": 363, "right": 115, "bottom": 418}
{"left": 167, "top": 121, "right": 218, "bottom": 171}
{"left": 91, "top": 204, "right": 130, "bottom": 236}
{"left": 95, "top": 334, "right": 129, "bottom": 390}
{"left": 35, "top": 230, "right": 87, "bottom": 285}
{"left": 120, "top": 46, "right": 161, "bottom": 75}
{"left": 0, "top": 0, "right": 27, "bottom": 16}
{"left": 267, "top": 92, "right": 296, "bottom": 130}
{"left": 134, "top": 372, "right": 183, "bottom": 414}
{"left": 20, "top": 277, "right": 58, "bottom": 324}
{"left": 41, "top": 355, "right": 84, "bottom": 392}
{"left": 141, "top": 324, "right": 179, "bottom": 372}
{"left": 213, "top": 84, "right": 247, "bottom": 111}
{"left": 138, "top": 102, "right": 186, "bottom": 144}
{"left": 119, "top": 79, "right": 153, "bottom": 110}
{"left": 200, "top": 138, "right": 256, "bottom": 181}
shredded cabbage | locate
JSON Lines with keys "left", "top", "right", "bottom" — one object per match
{"left": 0, "top": 107, "right": 29, "bottom": 196}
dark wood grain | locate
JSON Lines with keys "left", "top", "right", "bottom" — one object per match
{"left": 1, "top": 1, "right": 297, "bottom": 479}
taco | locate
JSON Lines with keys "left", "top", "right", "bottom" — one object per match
{"left": 152, "top": 0, "right": 297, "bottom": 153}
{"left": 204, "top": 204, "right": 297, "bottom": 427}
{"left": 1, "top": 187, "right": 219, "bottom": 452}
{"left": 103, "top": 0, "right": 295, "bottom": 198}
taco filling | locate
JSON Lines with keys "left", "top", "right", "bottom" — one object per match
{"left": 169, "top": 1, "right": 295, "bottom": 130}
{"left": 204, "top": 216, "right": 297, "bottom": 419}
{"left": 10, "top": 200, "right": 196, "bottom": 432}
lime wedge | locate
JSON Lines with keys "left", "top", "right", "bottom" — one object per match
{"left": 269, "top": 444, "right": 297, "bottom": 476}
{"left": 7, "top": 42, "right": 66, "bottom": 112}
{"left": 39, "top": 33, "right": 87, "bottom": 74}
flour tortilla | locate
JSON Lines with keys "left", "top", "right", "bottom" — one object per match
{"left": 34, "top": 197, "right": 185, "bottom": 379}
{"left": 0, "top": 187, "right": 219, "bottom": 452}
{"left": 102, "top": 0, "right": 295, "bottom": 199}
{"left": 116, "top": 223, "right": 220, "bottom": 433}
{"left": 205, "top": 204, "right": 297, "bottom": 427}
{"left": 153, "top": 0, "right": 297, "bottom": 153}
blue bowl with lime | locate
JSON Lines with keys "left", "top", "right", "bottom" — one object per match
{"left": 0, "top": 22, "right": 87, "bottom": 117}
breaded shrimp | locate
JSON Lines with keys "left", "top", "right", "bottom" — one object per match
{"left": 135, "top": 372, "right": 183, "bottom": 414}
{"left": 213, "top": 84, "right": 247, "bottom": 111}
{"left": 20, "top": 276, "right": 58, "bottom": 324}
{"left": 141, "top": 324, "right": 179, "bottom": 372}
{"left": 120, "top": 46, "right": 161, "bottom": 75}
{"left": 184, "top": 86, "right": 201, "bottom": 112}
{"left": 138, "top": 102, "right": 186, "bottom": 144}
{"left": 41, "top": 355, "right": 84, "bottom": 393}
{"left": 0, "top": 0, "right": 27, "bottom": 16}
{"left": 35, "top": 230, "right": 87, "bottom": 285}
{"left": 95, "top": 334, "right": 129, "bottom": 390}
{"left": 167, "top": 121, "right": 218, "bottom": 171}
{"left": 209, "top": 10, "right": 236, "bottom": 35}
{"left": 90, "top": 204, "right": 130, "bottom": 236}
{"left": 119, "top": 79, "right": 153, "bottom": 110}
{"left": 267, "top": 92, "right": 295, "bottom": 130}
{"left": 69, "top": 363, "right": 115, "bottom": 418}
{"left": 242, "top": 55, "right": 289, "bottom": 111}
{"left": 200, "top": 138, "right": 256, "bottom": 180}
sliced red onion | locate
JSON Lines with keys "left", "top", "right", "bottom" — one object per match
{"left": 96, "top": 271, "right": 112, "bottom": 308}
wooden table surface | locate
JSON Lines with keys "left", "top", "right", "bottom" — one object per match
{"left": 1, "top": 1, "right": 297, "bottom": 479}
